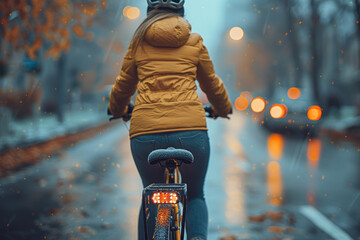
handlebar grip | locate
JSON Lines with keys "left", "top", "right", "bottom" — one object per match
{"left": 107, "top": 107, "right": 112, "bottom": 116}
{"left": 203, "top": 104, "right": 217, "bottom": 119}
{"left": 108, "top": 103, "right": 134, "bottom": 121}
{"left": 109, "top": 104, "right": 230, "bottom": 121}
{"left": 203, "top": 105, "right": 230, "bottom": 120}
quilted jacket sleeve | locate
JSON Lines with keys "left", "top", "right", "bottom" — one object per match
{"left": 196, "top": 39, "right": 232, "bottom": 117}
{"left": 108, "top": 46, "right": 138, "bottom": 117}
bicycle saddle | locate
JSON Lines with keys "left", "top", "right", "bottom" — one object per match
{"left": 148, "top": 147, "right": 194, "bottom": 165}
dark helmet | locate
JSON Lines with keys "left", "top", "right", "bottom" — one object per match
{"left": 147, "top": 0, "right": 185, "bottom": 10}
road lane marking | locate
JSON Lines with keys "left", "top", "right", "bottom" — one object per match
{"left": 300, "top": 205, "right": 353, "bottom": 240}
{"left": 348, "top": 192, "right": 360, "bottom": 211}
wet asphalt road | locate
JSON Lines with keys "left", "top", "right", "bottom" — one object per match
{"left": 1, "top": 112, "right": 359, "bottom": 240}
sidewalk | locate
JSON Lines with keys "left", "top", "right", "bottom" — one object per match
{"left": 0, "top": 107, "right": 113, "bottom": 177}
{"left": 0, "top": 108, "right": 109, "bottom": 152}
{"left": 318, "top": 107, "right": 360, "bottom": 145}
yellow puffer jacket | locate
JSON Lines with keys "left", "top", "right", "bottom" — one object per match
{"left": 109, "top": 16, "right": 232, "bottom": 138}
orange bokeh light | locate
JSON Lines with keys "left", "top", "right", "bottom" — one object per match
{"left": 251, "top": 97, "right": 266, "bottom": 113}
{"left": 287, "top": 87, "right": 301, "bottom": 100}
{"left": 240, "top": 91, "right": 253, "bottom": 102}
{"left": 123, "top": 6, "right": 131, "bottom": 16}
{"left": 267, "top": 133, "right": 284, "bottom": 161}
{"left": 307, "top": 106, "right": 322, "bottom": 121}
{"left": 270, "top": 104, "right": 287, "bottom": 119}
{"left": 229, "top": 27, "right": 244, "bottom": 41}
{"left": 267, "top": 161, "right": 283, "bottom": 207}
{"left": 235, "top": 95, "right": 249, "bottom": 111}
{"left": 124, "top": 6, "right": 140, "bottom": 20}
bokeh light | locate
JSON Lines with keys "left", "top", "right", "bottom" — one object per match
{"left": 229, "top": 27, "right": 244, "bottom": 41}
{"left": 240, "top": 91, "right": 253, "bottom": 102}
{"left": 270, "top": 104, "right": 287, "bottom": 119}
{"left": 234, "top": 95, "right": 249, "bottom": 111}
{"left": 123, "top": 6, "right": 131, "bottom": 16}
{"left": 124, "top": 6, "right": 140, "bottom": 20}
{"left": 307, "top": 106, "right": 322, "bottom": 121}
{"left": 287, "top": 87, "right": 301, "bottom": 100}
{"left": 251, "top": 97, "right": 266, "bottom": 113}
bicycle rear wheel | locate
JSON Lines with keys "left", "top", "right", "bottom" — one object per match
{"left": 153, "top": 204, "right": 172, "bottom": 240}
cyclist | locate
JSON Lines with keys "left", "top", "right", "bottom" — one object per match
{"left": 108, "top": 0, "right": 232, "bottom": 239}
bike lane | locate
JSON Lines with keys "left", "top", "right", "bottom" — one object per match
{"left": 0, "top": 111, "right": 359, "bottom": 239}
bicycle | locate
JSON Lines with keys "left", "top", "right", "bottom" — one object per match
{"left": 108, "top": 104, "right": 220, "bottom": 240}
{"left": 143, "top": 147, "right": 193, "bottom": 240}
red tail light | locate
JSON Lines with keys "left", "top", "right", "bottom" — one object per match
{"left": 152, "top": 192, "right": 179, "bottom": 204}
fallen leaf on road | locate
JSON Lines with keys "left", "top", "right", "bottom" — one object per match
{"left": 48, "top": 208, "right": 59, "bottom": 216}
{"left": 56, "top": 181, "right": 65, "bottom": 188}
{"left": 61, "top": 194, "right": 73, "bottom": 203}
{"left": 79, "top": 210, "right": 90, "bottom": 218}
{"left": 288, "top": 213, "right": 296, "bottom": 225}
{"left": 266, "top": 210, "right": 283, "bottom": 221}
{"left": 220, "top": 235, "right": 237, "bottom": 240}
{"left": 248, "top": 214, "right": 266, "bottom": 222}
{"left": 78, "top": 226, "right": 96, "bottom": 235}
{"left": 267, "top": 226, "right": 296, "bottom": 233}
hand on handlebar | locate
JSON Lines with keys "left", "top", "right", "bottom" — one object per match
{"left": 107, "top": 103, "right": 134, "bottom": 122}
{"left": 203, "top": 105, "right": 218, "bottom": 119}
{"left": 203, "top": 105, "right": 232, "bottom": 120}
{"left": 122, "top": 103, "right": 134, "bottom": 122}
{"left": 108, "top": 103, "right": 231, "bottom": 121}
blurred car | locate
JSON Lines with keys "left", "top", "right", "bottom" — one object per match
{"left": 261, "top": 87, "right": 322, "bottom": 135}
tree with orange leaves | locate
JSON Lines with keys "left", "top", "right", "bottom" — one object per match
{"left": 0, "top": 0, "right": 106, "bottom": 120}
{"left": 0, "top": 0, "right": 106, "bottom": 61}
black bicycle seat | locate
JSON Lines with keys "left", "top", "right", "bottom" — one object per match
{"left": 148, "top": 147, "right": 194, "bottom": 165}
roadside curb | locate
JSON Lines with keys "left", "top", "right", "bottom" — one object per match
{"left": 0, "top": 121, "right": 117, "bottom": 178}
{"left": 318, "top": 128, "right": 360, "bottom": 146}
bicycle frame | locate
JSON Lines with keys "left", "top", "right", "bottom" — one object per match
{"left": 142, "top": 159, "right": 187, "bottom": 240}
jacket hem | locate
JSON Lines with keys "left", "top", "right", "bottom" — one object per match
{"left": 129, "top": 127, "right": 208, "bottom": 139}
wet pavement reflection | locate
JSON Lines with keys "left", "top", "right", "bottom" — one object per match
{"left": 307, "top": 138, "right": 322, "bottom": 171}
{"left": 266, "top": 161, "right": 283, "bottom": 207}
{"left": 267, "top": 133, "right": 284, "bottom": 161}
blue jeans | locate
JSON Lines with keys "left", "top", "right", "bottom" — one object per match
{"left": 130, "top": 130, "right": 210, "bottom": 240}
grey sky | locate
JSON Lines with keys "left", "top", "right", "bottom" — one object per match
{"left": 186, "top": 0, "right": 225, "bottom": 53}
